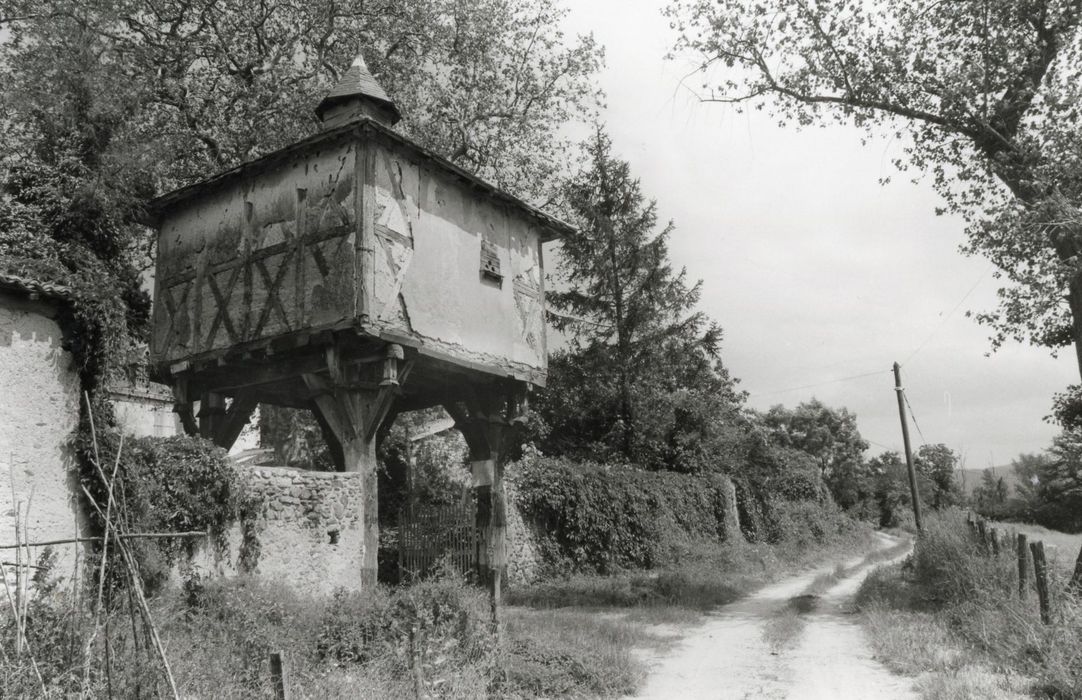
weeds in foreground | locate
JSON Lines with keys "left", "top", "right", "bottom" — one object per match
{"left": 856, "top": 509, "right": 1082, "bottom": 699}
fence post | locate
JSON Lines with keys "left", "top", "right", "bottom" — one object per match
{"left": 410, "top": 625, "right": 425, "bottom": 700}
{"left": 990, "top": 528, "right": 1001, "bottom": 557}
{"left": 1017, "top": 533, "right": 1028, "bottom": 599}
{"left": 977, "top": 520, "right": 987, "bottom": 550}
{"left": 1030, "top": 541, "right": 1052, "bottom": 625}
{"left": 1071, "top": 542, "right": 1082, "bottom": 593}
{"left": 269, "top": 651, "right": 288, "bottom": 700}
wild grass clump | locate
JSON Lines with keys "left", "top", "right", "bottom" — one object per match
{"left": 1, "top": 560, "right": 498, "bottom": 699}
{"left": 856, "top": 509, "right": 1082, "bottom": 698}
{"left": 505, "top": 608, "right": 647, "bottom": 697}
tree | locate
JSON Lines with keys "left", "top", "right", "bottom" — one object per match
{"left": 759, "top": 399, "right": 871, "bottom": 512}
{"left": 1012, "top": 451, "right": 1052, "bottom": 504}
{"left": 667, "top": 1, "right": 1082, "bottom": 379}
{"left": 1023, "top": 435, "right": 1082, "bottom": 531}
{"left": 868, "top": 451, "right": 910, "bottom": 527}
{"left": 2, "top": 0, "right": 603, "bottom": 227}
{"left": 914, "top": 443, "right": 962, "bottom": 509}
{"left": 973, "top": 469, "right": 1009, "bottom": 510}
{"left": 539, "top": 128, "right": 744, "bottom": 470}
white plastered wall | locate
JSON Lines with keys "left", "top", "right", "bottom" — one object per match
{"left": 0, "top": 293, "right": 86, "bottom": 588}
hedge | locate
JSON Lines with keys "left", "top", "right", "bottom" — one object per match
{"left": 509, "top": 453, "right": 737, "bottom": 573}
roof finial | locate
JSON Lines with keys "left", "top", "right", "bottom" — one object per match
{"left": 315, "top": 50, "right": 402, "bottom": 128}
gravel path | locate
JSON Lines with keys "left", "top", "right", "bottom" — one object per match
{"left": 629, "top": 533, "right": 916, "bottom": 700}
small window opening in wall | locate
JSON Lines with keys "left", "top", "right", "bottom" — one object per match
{"left": 327, "top": 528, "right": 340, "bottom": 545}
{"left": 480, "top": 239, "right": 502, "bottom": 285}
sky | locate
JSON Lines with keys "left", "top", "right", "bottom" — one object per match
{"left": 560, "top": 1, "right": 1078, "bottom": 468}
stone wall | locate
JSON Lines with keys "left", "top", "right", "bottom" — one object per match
{"left": 189, "top": 466, "right": 365, "bottom": 595}
{"left": 0, "top": 293, "right": 85, "bottom": 587}
{"left": 109, "top": 380, "right": 180, "bottom": 439}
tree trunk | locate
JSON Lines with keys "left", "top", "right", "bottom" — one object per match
{"left": 1069, "top": 271, "right": 1082, "bottom": 382}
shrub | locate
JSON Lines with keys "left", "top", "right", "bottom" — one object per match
{"left": 510, "top": 453, "right": 737, "bottom": 573}
{"left": 89, "top": 434, "right": 258, "bottom": 592}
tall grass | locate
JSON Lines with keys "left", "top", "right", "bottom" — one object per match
{"left": 856, "top": 509, "right": 1082, "bottom": 699}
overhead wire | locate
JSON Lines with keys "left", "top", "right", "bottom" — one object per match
{"left": 903, "top": 263, "right": 993, "bottom": 366}
{"left": 748, "top": 368, "right": 890, "bottom": 398}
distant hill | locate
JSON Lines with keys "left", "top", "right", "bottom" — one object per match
{"left": 957, "top": 465, "right": 1021, "bottom": 498}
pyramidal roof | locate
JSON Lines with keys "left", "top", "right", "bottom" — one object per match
{"left": 315, "top": 54, "right": 401, "bottom": 125}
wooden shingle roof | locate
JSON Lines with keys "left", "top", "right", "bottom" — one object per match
{"left": 315, "top": 55, "right": 402, "bottom": 125}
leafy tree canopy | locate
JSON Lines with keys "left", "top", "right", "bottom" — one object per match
{"left": 914, "top": 442, "right": 962, "bottom": 509}
{"left": 667, "top": 0, "right": 1082, "bottom": 377}
{"left": 757, "top": 399, "right": 871, "bottom": 511}
{"left": 2, "top": 0, "right": 603, "bottom": 204}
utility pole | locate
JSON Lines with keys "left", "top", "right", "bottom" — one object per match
{"left": 893, "top": 362, "right": 924, "bottom": 533}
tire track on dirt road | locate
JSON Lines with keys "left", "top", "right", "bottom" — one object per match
{"left": 629, "top": 532, "right": 915, "bottom": 700}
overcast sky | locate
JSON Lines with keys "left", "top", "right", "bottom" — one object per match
{"left": 561, "top": 1, "right": 1078, "bottom": 468}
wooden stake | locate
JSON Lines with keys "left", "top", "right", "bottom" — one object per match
{"left": 892, "top": 362, "right": 924, "bottom": 533}
{"left": 1031, "top": 540, "right": 1052, "bottom": 624}
{"left": 1017, "top": 533, "right": 1029, "bottom": 599}
{"left": 1070, "top": 541, "right": 1082, "bottom": 592}
{"left": 270, "top": 651, "right": 288, "bottom": 700}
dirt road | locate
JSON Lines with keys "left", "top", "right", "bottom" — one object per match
{"left": 630, "top": 533, "right": 915, "bottom": 700}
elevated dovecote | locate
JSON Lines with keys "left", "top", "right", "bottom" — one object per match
{"left": 146, "top": 54, "right": 569, "bottom": 594}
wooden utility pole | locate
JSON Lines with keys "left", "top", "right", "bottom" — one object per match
{"left": 893, "top": 362, "right": 924, "bottom": 533}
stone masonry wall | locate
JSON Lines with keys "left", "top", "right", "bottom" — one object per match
{"left": 189, "top": 466, "right": 365, "bottom": 595}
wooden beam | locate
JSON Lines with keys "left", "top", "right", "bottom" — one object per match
{"left": 213, "top": 393, "right": 258, "bottom": 450}
{"left": 364, "top": 360, "right": 413, "bottom": 443}
{"left": 303, "top": 373, "right": 354, "bottom": 444}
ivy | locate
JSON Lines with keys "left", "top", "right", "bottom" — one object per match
{"left": 509, "top": 453, "right": 736, "bottom": 574}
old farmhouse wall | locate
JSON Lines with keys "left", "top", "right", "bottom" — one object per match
{"left": 0, "top": 287, "right": 86, "bottom": 582}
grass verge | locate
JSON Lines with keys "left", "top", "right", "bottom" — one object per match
{"left": 855, "top": 509, "right": 1082, "bottom": 699}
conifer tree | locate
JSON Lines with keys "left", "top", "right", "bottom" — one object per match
{"left": 541, "top": 128, "right": 742, "bottom": 470}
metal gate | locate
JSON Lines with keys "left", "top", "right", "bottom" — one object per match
{"left": 397, "top": 502, "right": 477, "bottom": 582}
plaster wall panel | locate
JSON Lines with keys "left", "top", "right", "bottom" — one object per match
{"left": 383, "top": 140, "right": 545, "bottom": 377}
{"left": 0, "top": 295, "right": 85, "bottom": 584}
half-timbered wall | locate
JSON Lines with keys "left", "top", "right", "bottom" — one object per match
{"left": 152, "top": 138, "right": 360, "bottom": 365}
{"left": 151, "top": 130, "right": 548, "bottom": 382}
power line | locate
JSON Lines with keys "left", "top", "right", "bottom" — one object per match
{"left": 903, "top": 263, "right": 993, "bottom": 365}
{"left": 903, "top": 391, "right": 928, "bottom": 446}
{"left": 749, "top": 368, "right": 890, "bottom": 398}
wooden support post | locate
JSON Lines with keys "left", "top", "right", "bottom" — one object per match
{"left": 445, "top": 386, "right": 524, "bottom": 642}
{"left": 977, "top": 519, "right": 987, "bottom": 550}
{"left": 1018, "top": 533, "right": 1029, "bottom": 599}
{"left": 212, "top": 393, "right": 258, "bottom": 450}
{"left": 197, "top": 391, "right": 227, "bottom": 440}
{"left": 991, "top": 528, "right": 1000, "bottom": 557}
{"left": 269, "top": 651, "right": 288, "bottom": 700}
{"left": 1031, "top": 541, "right": 1052, "bottom": 624}
{"left": 301, "top": 344, "right": 407, "bottom": 589}
{"left": 1071, "top": 542, "right": 1082, "bottom": 593}
{"left": 171, "top": 380, "right": 198, "bottom": 437}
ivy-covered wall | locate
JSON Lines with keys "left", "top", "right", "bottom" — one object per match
{"left": 190, "top": 466, "right": 365, "bottom": 594}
